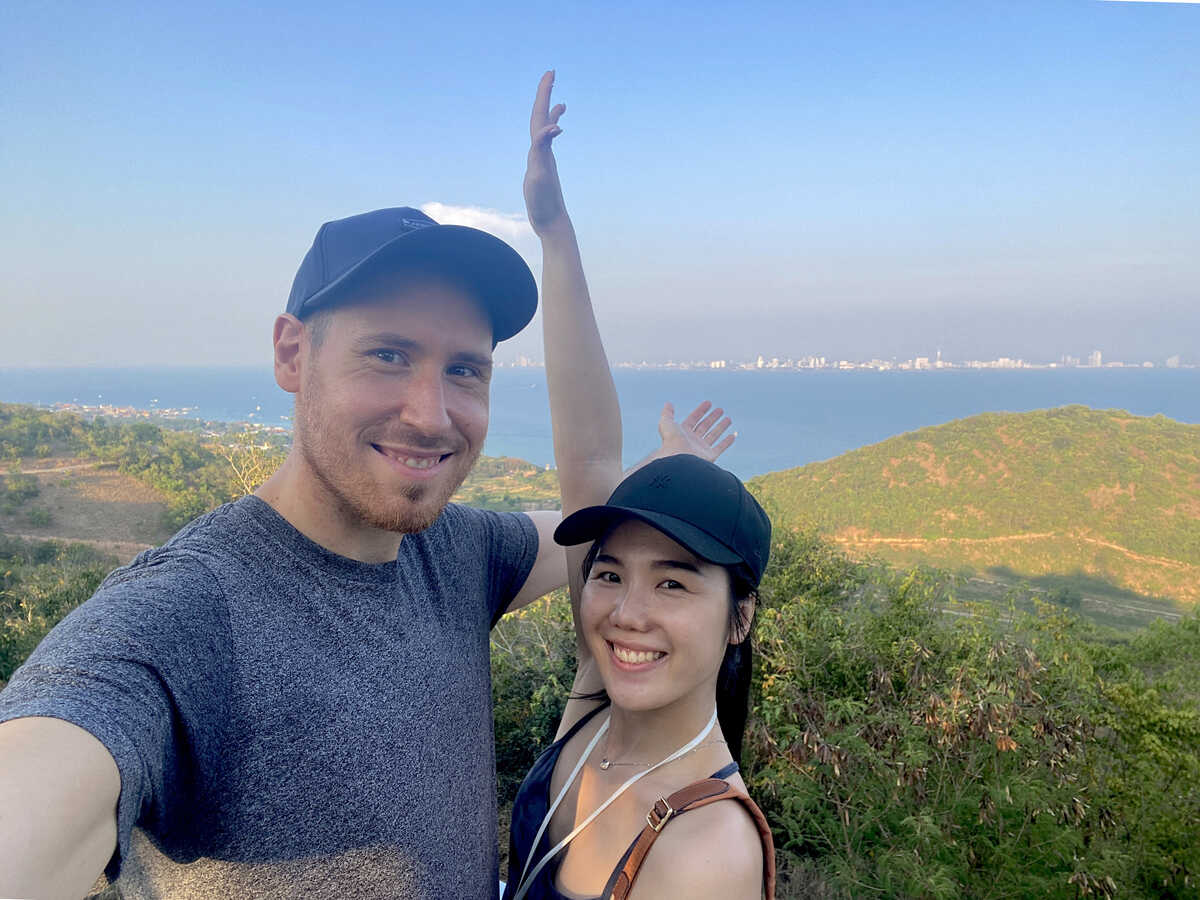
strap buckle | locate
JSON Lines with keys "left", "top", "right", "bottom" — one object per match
{"left": 646, "top": 797, "right": 676, "bottom": 833}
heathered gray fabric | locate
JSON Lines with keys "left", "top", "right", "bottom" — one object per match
{"left": 0, "top": 495, "right": 538, "bottom": 899}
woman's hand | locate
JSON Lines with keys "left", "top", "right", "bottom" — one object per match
{"left": 656, "top": 401, "right": 736, "bottom": 462}
{"left": 524, "top": 70, "right": 569, "bottom": 237}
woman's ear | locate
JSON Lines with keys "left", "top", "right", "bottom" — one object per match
{"left": 728, "top": 594, "right": 756, "bottom": 645}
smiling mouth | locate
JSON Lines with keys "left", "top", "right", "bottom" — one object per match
{"left": 609, "top": 642, "right": 667, "bottom": 665}
{"left": 371, "top": 444, "right": 452, "bottom": 470}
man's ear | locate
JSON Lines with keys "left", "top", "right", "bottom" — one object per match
{"left": 728, "top": 594, "right": 756, "bottom": 645}
{"left": 273, "top": 314, "right": 305, "bottom": 394}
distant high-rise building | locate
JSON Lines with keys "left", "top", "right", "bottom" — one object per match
{"left": 1166, "top": 355, "right": 1181, "bottom": 369}
{"left": 1088, "top": 350, "right": 1102, "bottom": 368}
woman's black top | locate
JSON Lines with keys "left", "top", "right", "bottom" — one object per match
{"left": 503, "top": 703, "right": 739, "bottom": 900}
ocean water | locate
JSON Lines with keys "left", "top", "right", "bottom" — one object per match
{"left": 2, "top": 366, "right": 1198, "bottom": 479}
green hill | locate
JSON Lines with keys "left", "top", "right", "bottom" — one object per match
{"left": 749, "top": 406, "right": 1200, "bottom": 607}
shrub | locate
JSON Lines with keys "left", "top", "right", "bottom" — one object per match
{"left": 1, "top": 538, "right": 114, "bottom": 684}
{"left": 491, "top": 591, "right": 576, "bottom": 806}
{"left": 486, "top": 530, "right": 1199, "bottom": 898}
{"left": 747, "top": 543, "right": 1200, "bottom": 898}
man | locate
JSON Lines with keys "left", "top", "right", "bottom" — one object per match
{"left": 0, "top": 208, "right": 610, "bottom": 898}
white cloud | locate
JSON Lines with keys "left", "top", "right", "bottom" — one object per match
{"left": 419, "top": 202, "right": 533, "bottom": 245}
{"left": 419, "top": 202, "right": 545, "bottom": 359}
{"left": 419, "top": 201, "right": 542, "bottom": 283}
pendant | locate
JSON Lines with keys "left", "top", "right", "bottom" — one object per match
{"left": 600, "top": 758, "right": 612, "bottom": 770}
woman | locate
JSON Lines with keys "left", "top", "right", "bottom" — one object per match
{"left": 504, "top": 72, "right": 776, "bottom": 900}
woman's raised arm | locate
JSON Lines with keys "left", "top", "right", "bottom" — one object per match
{"left": 525, "top": 72, "right": 741, "bottom": 728}
{"left": 526, "top": 71, "right": 622, "bottom": 518}
{"left": 525, "top": 71, "right": 619, "bottom": 711}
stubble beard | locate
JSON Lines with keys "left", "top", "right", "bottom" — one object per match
{"left": 294, "top": 387, "right": 480, "bottom": 537}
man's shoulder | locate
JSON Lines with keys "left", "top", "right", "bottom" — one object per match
{"left": 404, "top": 503, "right": 539, "bottom": 593}
{"left": 419, "top": 502, "right": 532, "bottom": 541}
{"left": 99, "top": 497, "right": 264, "bottom": 595}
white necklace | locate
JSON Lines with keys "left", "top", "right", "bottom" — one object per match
{"left": 511, "top": 708, "right": 719, "bottom": 900}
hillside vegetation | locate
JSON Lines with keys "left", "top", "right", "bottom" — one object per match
{"left": 1, "top": 403, "right": 557, "bottom": 537}
{"left": 3, "top": 403, "right": 1199, "bottom": 895}
{"left": 749, "top": 406, "right": 1200, "bottom": 606}
{"left": 495, "top": 532, "right": 1200, "bottom": 898}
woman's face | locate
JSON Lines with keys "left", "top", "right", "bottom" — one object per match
{"left": 581, "top": 519, "right": 737, "bottom": 716}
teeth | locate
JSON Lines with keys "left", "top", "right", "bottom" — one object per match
{"left": 375, "top": 445, "right": 444, "bottom": 469}
{"left": 402, "top": 456, "right": 438, "bottom": 469}
{"left": 612, "top": 644, "right": 665, "bottom": 664}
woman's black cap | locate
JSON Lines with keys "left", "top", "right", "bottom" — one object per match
{"left": 554, "top": 454, "right": 772, "bottom": 586}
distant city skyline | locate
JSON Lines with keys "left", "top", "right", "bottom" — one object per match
{"left": 3, "top": 2, "right": 1197, "bottom": 368}
{"left": 501, "top": 347, "right": 1196, "bottom": 370}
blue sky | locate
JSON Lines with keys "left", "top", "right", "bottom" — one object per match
{"left": 3, "top": 0, "right": 1197, "bottom": 366}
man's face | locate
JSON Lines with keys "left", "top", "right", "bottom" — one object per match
{"left": 293, "top": 279, "right": 492, "bottom": 535}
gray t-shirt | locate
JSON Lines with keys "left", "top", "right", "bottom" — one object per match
{"left": 0, "top": 495, "right": 539, "bottom": 899}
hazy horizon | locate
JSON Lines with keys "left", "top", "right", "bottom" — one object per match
{"left": 4, "top": 2, "right": 1197, "bottom": 368}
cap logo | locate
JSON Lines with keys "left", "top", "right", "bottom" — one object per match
{"left": 648, "top": 473, "right": 672, "bottom": 490}
{"left": 399, "top": 217, "right": 433, "bottom": 231}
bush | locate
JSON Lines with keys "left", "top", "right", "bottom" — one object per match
{"left": 747, "top": 542, "right": 1200, "bottom": 898}
{"left": 0, "top": 538, "right": 114, "bottom": 684}
{"left": 485, "top": 531, "right": 1200, "bottom": 898}
{"left": 0, "top": 474, "right": 39, "bottom": 511}
{"left": 491, "top": 591, "right": 576, "bottom": 806}
{"left": 1048, "top": 585, "right": 1083, "bottom": 610}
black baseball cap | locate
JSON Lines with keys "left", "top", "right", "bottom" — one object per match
{"left": 554, "top": 454, "right": 772, "bottom": 587}
{"left": 286, "top": 207, "right": 538, "bottom": 342}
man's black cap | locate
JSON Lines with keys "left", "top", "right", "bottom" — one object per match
{"left": 286, "top": 207, "right": 538, "bottom": 342}
{"left": 554, "top": 454, "right": 772, "bottom": 587}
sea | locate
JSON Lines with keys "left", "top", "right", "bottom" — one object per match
{"left": 2, "top": 366, "right": 1198, "bottom": 480}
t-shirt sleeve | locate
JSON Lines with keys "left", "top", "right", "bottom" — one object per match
{"left": 441, "top": 504, "right": 540, "bottom": 628}
{"left": 0, "top": 552, "right": 230, "bottom": 881}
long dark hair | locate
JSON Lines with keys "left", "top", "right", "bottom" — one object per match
{"left": 579, "top": 533, "right": 758, "bottom": 764}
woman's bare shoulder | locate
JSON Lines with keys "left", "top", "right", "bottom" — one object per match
{"left": 626, "top": 793, "right": 765, "bottom": 900}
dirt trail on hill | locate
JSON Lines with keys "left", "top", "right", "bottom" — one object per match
{"left": 835, "top": 530, "right": 1198, "bottom": 608}
{"left": 13, "top": 461, "right": 102, "bottom": 475}
{"left": 4, "top": 532, "right": 151, "bottom": 564}
{"left": 835, "top": 532, "right": 1190, "bottom": 573}
{"left": 2, "top": 464, "right": 171, "bottom": 562}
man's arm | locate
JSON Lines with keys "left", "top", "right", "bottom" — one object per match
{"left": 0, "top": 716, "right": 119, "bottom": 899}
{"left": 507, "top": 510, "right": 570, "bottom": 610}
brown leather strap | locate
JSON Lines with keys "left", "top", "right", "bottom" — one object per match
{"left": 603, "top": 778, "right": 776, "bottom": 900}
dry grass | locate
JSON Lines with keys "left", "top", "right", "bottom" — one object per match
{"left": 1, "top": 463, "right": 170, "bottom": 563}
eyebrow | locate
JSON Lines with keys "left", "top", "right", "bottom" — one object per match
{"left": 594, "top": 553, "right": 703, "bottom": 574}
{"left": 454, "top": 350, "right": 495, "bottom": 371}
{"left": 353, "top": 333, "right": 419, "bottom": 351}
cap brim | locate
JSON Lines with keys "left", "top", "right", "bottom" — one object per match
{"left": 298, "top": 224, "right": 537, "bottom": 342}
{"left": 554, "top": 505, "right": 744, "bottom": 567}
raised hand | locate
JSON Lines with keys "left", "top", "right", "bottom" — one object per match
{"left": 656, "top": 401, "right": 736, "bottom": 462}
{"left": 524, "top": 70, "right": 569, "bottom": 236}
